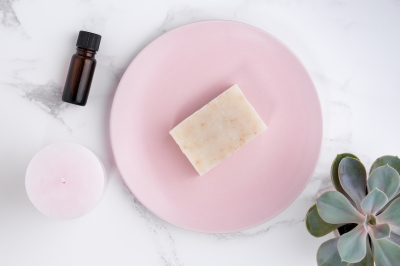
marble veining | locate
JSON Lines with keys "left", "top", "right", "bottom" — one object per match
{"left": 0, "top": 0, "right": 20, "bottom": 28}
{"left": 214, "top": 219, "right": 304, "bottom": 241}
{"left": 20, "top": 81, "right": 65, "bottom": 117}
{"left": 118, "top": 177, "right": 184, "bottom": 266}
{"left": 1, "top": 0, "right": 400, "bottom": 265}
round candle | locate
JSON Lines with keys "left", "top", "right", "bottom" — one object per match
{"left": 25, "top": 142, "right": 107, "bottom": 219}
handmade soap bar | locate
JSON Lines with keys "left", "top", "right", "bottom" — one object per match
{"left": 170, "top": 84, "right": 267, "bottom": 175}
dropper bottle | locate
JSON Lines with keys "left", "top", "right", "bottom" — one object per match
{"left": 62, "top": 31, "right": 101, "bottom": 106}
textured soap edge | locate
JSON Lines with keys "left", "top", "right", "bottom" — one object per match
{"left": 169, "top": 131, "right": 207, "bottom": 175}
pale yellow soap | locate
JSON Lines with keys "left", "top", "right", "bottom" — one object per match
{"left": 170, "top": 84, "right": 267, "bottom": 175}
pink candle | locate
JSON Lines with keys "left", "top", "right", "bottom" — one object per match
{"left": 25, "top": 142, "right": 107, "bottom": 219}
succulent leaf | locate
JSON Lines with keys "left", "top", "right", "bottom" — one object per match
{"left": 361, "top": 188, "right": 388, "bottom": 215}
{"left": 305, "top": 204, "right": 342, "bottom": 237}
{"left": 362, "top": 215, "right": 368, "bottom": 231}
{"left": 339, "top": 157, "right": 367, "bottom": 213}
{"left": 317, "top": 191, "right": 364, "bottom": 224}
{"left": 377, "top": 197, "right": 400, "bottom": 227}
{"left": 331, "top": 153, "right": 359, "bottom": 203}
{"left": 370, "top": 235, "right": 400, "bottom": 266}
{"left": 370, "top": 155, "right": 400, "bottom": 176}
{"left": 387, "top": 232, "right": 400, "bottom": 246}
{"left": 348, "top": 242, "right": 374, "bottom": 266}
{"left": 317, "top": 237, "right": 349, "bottom": 266}
{"left": 371, "top": 156, "right": 400, "bottom": 213}
{"left": 368, "top": 165, "right": 400, "bottom": 201}
{"left": 380, "top": 193, "right": 400, "bottom": 215}
{"left": 338, "top": 225, "right": 368, "bottom": 263}
{"left": 369, "top": 223, "right": 391, "bottom": 239}
{"left": 391, "top": 225, "right": 400, "bottom": 235}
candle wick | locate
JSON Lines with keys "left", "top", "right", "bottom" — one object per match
{"left": 61, "top": 178, "right": 66, "bottom": 184}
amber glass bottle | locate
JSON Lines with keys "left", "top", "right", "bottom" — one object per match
{"left": 62, "top": 31, "right": 101, "bottom": 106}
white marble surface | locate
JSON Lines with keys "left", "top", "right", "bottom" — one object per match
{"left": 1, "top": 0, "right": 400, "bottom": 265}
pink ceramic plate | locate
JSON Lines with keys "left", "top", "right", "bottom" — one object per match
{"left": 110, "top": 21, "right": 322, "bottom": 233}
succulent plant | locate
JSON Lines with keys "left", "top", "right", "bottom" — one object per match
{"left": 306, "top": 154, "right": 400, "bottom": 266}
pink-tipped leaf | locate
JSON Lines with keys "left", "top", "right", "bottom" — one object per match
{"left": 377, "top": 197, "right": 400, "bottom": 227}
{"left": 361, "top": 188, "right": 388, "bottom": 215}
{"left": 369, "top": 223, "right": 391, "bottom": 239}
{"left": 370, "top": 235, "right": 400, "bottom": 266}
{"left": 368, "top": 165, "right": 400, "bottom": 201}
{"left": 317, "top": 237, "right": 349, "bottom": 266}
{"left": 317, "top": 191, "right": 364, "bottom": 224}
{"left": 338, "top": 225, "right": 368, "bottom": 263}
{"left": 339, "top": 157, "right": 367, "bottom": 213}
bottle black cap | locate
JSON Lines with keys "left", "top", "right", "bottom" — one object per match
{"left": 76, "top": 31, "right": 101, "bottom": 51}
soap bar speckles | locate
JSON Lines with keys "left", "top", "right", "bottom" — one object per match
{"left": 170, "top": 84, "right": 267, "bottom": 175}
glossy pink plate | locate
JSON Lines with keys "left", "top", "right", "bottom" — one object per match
{"left": 110, "top": 21, "right": 322, "bottom": 233}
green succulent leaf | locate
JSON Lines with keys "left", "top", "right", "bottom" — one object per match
{"left": 317, "top": 237, "right": 349, "bottom": 266}
{"left": 361, "top": 188, "right": 388, "bottom": 215}
{"left": 317, "top": 191, "right": 364, "bottom": 224}
{"left": 331, "top": 153, "right": 359, "bottom": 202}
{"left": 368, "top": 165, "right": 400, "bottom": 201}
{"left": 339, "top": 157, "right": 367, "bottom": 213}
{"left": 305, "top": 204, "right": 342, "bottom": 237}
{"left": 348, "top": 242, "right": 374, "bottom": 266}
{"left": 370, "top": 155, "right": 400, "bottom": 176}
{"left": 370, "top": 234, "right": 400, "bottom": 266}
{"left": 338, "top": 225, "right": 368, "bottom": 263}
{"left": 377, "top": 197, "right": 400, "bottom": 227}
{"left": 370, "top": 157, "right": 400, "bottom": 213}
{"left": 391, "top": 225, "right": 400, "bottom": 235}
{"left": 369, "top": 223, "right": 391, "bottom": 239}
{"left": 380, "top": 193, "right": 400, "bottom": 215}
{"left": 388, "top": 232, "right": 400, "bottom": 246}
